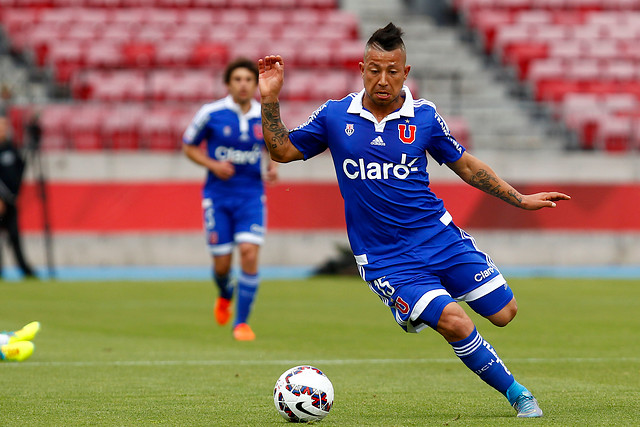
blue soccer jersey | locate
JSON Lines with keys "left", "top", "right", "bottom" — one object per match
{"left": 289, "top": 87, "right": 465, "bottom": 280}
{"left": 183, "top": 95, "right": 265, "bottom": 199}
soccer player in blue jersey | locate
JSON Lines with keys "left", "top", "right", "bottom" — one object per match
{"left": 183, "top": 58, "right": 278, "bottom": 341}
{"left": 258, "top": 23, "right": 570, "bottom": 417}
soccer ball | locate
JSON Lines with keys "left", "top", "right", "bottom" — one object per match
{"left": 273, "top": 365, "right": 334, "bottom": 422}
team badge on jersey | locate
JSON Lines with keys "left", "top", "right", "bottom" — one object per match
{"left": 253, "top": 123, "right": 263, "bottom": 139}
{"left": 398, "top": 124, "right": 416, "bottom": 144}
{"left": 223, "top": 126, "right": 232, "bottom": 136}
{"left": 345, "top": 123, "right": 354, "bottom": 136}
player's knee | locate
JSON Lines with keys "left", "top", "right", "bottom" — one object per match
{"left": 488, "top": 298, "right": 518, "bottom": 327}
{"left": 437, "top": 303, "right": 475, "bottom": 342}
{"left": 238, "top": 244, "right": 259, "bottom": 268}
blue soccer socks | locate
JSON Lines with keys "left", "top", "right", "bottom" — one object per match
{"left": 450, "top": 327, "right": 515, "bottom": 395}
{"left": 234, "top": 272, "right": 259, "bottom": 327}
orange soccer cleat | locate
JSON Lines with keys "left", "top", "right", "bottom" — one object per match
{"left": 214, "top": 297, "right": 232, "bottom": 326}
{"left": 232, "top": 323, "right": 255, "bottom": 341}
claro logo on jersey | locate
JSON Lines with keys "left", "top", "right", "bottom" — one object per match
{"left": 214, "top": 144, "right": 261, "bottom": 164}
{"left": 343, "top": 153, "right": 418, "bottom": 180}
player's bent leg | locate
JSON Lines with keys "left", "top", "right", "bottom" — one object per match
{"left": 435, "top": 301, "right": 475, "bottom": 342}
{"left": 486, "top": 297, "right": 518, "bottom": 327}
{"left": 439, "top": 303, "right": 542, "bottom": 417}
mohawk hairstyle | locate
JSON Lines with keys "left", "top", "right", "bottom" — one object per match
{"left": 365, "top": 22, "right": 405, "bottom": 53}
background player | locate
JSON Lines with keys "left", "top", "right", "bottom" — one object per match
{"left": 183, "top": 58, "right": 278, "bottom": 341}
{"left": 258, "top": 23, "right": 569, "bottom": 417}
{"left": 0, "top": 115, "right": 36, "bottom": 279}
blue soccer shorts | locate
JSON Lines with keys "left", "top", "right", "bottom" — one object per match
{"left": 366, "top": 223, "right": 514, "bottom": 333}
{"left": 202, "top": 195, "right": 266, "bottom": 256}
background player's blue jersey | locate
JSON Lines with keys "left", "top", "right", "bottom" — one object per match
{"left": 289, "top": 87, "right": 465, "bottom": 279}
{"left": 183, "top": 95, "right": 265, "bottom": 199}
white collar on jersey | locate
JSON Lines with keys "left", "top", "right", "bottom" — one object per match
{"left": 224, "top": 95, "right": 261, "bottom": 119}
{"left": 347, "top": 85, "right": 415, "bottom": 125}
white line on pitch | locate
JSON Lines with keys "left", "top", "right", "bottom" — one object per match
{"left": 2, "top": 357, "right": 639, "bottom": 368}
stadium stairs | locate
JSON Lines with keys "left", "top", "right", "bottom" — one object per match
{"left": 343, "top": 0, "right": 568, "bottom": 151}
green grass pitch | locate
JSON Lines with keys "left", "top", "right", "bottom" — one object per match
{"left": 1, "top": 276, "right": 639, "bottom": 426}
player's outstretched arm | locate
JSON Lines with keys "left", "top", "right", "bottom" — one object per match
{"left": 258, "top": 55, "right": 304, "bottom": 163}
{"left": 447, "top": 152, "right": 571, "bottom": 210}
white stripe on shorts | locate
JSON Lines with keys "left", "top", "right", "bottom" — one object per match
{"left": 457, "top": 274, "right": 506, "bottom": 302}
{"left": 407, "top": 289, "right": 452, "bottom": 333}
{"left": 235, "top": 232, "right": 264, "bottom": 245}
{"left": 209, "top": 242, "right": 233, "bottom": 256}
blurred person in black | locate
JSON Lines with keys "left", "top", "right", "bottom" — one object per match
{"left": 0, "top": 115, "right": 35, "bottom": 279}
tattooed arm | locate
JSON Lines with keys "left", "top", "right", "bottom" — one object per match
{"left": 447, "top": 152, "right": 570, "bottom": 210}
{"left": 258, "top": 55, "right": 304, "bottom": 163}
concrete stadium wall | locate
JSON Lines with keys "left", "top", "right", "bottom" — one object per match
{"left": 13, "top": 150, "right": 640, "bottom": 274}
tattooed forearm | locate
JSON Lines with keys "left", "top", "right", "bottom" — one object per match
{"left": 470, "top": 169, "right": 523, "bottom": 207}
{"left": 261, "top": 102, "right": 290, "bottom": 150}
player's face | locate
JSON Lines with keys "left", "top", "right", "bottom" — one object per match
{"left": 227, "top": 67, "right": 258, "bottom": 106}
{"left": 359, "top": 47, "right": 410, "bottom": 116}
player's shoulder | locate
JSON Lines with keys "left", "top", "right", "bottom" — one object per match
{"left": 196, "top": 98, "right": 230, "bottom": 117}
{"left": 412, "top": 97, "right": 438, "bottom": 115}
{"left": 321, "top": 91, "right": 360, "bottom": 114}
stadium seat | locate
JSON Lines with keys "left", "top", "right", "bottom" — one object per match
{"left": 67, "top": 106, "right": 104, "bottom": 150}
{"left": 155, "top": 41, "right": 194, "bottom": 67}
{"left": 102, "top": 105, "right": 146, "bottom": 150}
{"left": 597, "top": 116, "right": 633, "bottom": 151}
{"left": 140, "top": 109, "right": 180, "bottom": 150}
{"left": 190, "top": 42, "right": 229, "bottom": 67}
{"left": 47, "top": 42, "right": 85, "bottom": 83}
{"left": 38, "top": 104, "right": 75, "bottom": 150}
{"left": 84, "top": 42, "right": 123, "bottom": 69}
{"left": 121, "top": 42, "right": 156, "bottom": 68}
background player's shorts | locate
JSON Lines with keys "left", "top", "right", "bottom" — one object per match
{"left": 366, "top": 222, "right": 513, "bottom": 333}
{"left": 202, "top": 195, "right": 266, "bottom": 256}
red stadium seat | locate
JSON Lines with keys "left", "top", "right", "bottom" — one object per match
{"left": 102, "top": 105, "right": 145, "bottom": 150}
{"left": 190, "top": 42, "right": 229, "bottom": 67}
{"left": 597, "top": 116, "right": 633, "bottom": 151}
{"left": 140, "top": 109, "right": 180, "bottom": 151}
{"left": 121, "top": 42, "right": 156, "bottom": 68}
{"left": 84, "top": 42, "right": 123, "bottom": 69}
{"left": 47, "top": 42, "right": 85, "bottom": 83}
{"left": 67, "top": 106, "right": 104, "bottom": 150}
{"left": 155, "top": 41, "right": 194, "bottom": 67}
{"left": 334, "top": 39, "right": 364, "bottom": 70}
{"left": 38, "top": 104, "right": 75, "bottom": 150}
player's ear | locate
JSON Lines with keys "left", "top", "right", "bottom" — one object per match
{"left": 359, "top": 61, "right": 365, "bottom": 75}
{"left": 404, "top": 64, "right": 411, "bottom": 80}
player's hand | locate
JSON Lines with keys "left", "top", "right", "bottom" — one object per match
{"left": 264, "top": 161, "right": 279, "bottom": 183}
{"left": 211, "top": 160, "right": 235, "bottom": 180}
{"left": 521, "top": 192, "right": 571, "bottom": 210}
{"left": 258, "top": 55, "right": 284, "bottom": 101}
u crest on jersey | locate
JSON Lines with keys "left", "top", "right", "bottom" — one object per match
{"left": 345, "top": 123, "right": 354, "bottom": 136}
{"left": 398, "top": 124, "right": 416, "bottom": 144}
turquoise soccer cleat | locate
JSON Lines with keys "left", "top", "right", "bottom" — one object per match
{"left": 512, "top": 390, "right": 543, "bottom": 418}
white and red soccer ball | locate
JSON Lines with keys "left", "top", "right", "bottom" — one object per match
{"left": 273, "top": 365, "right": 334, "bottom": 422}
